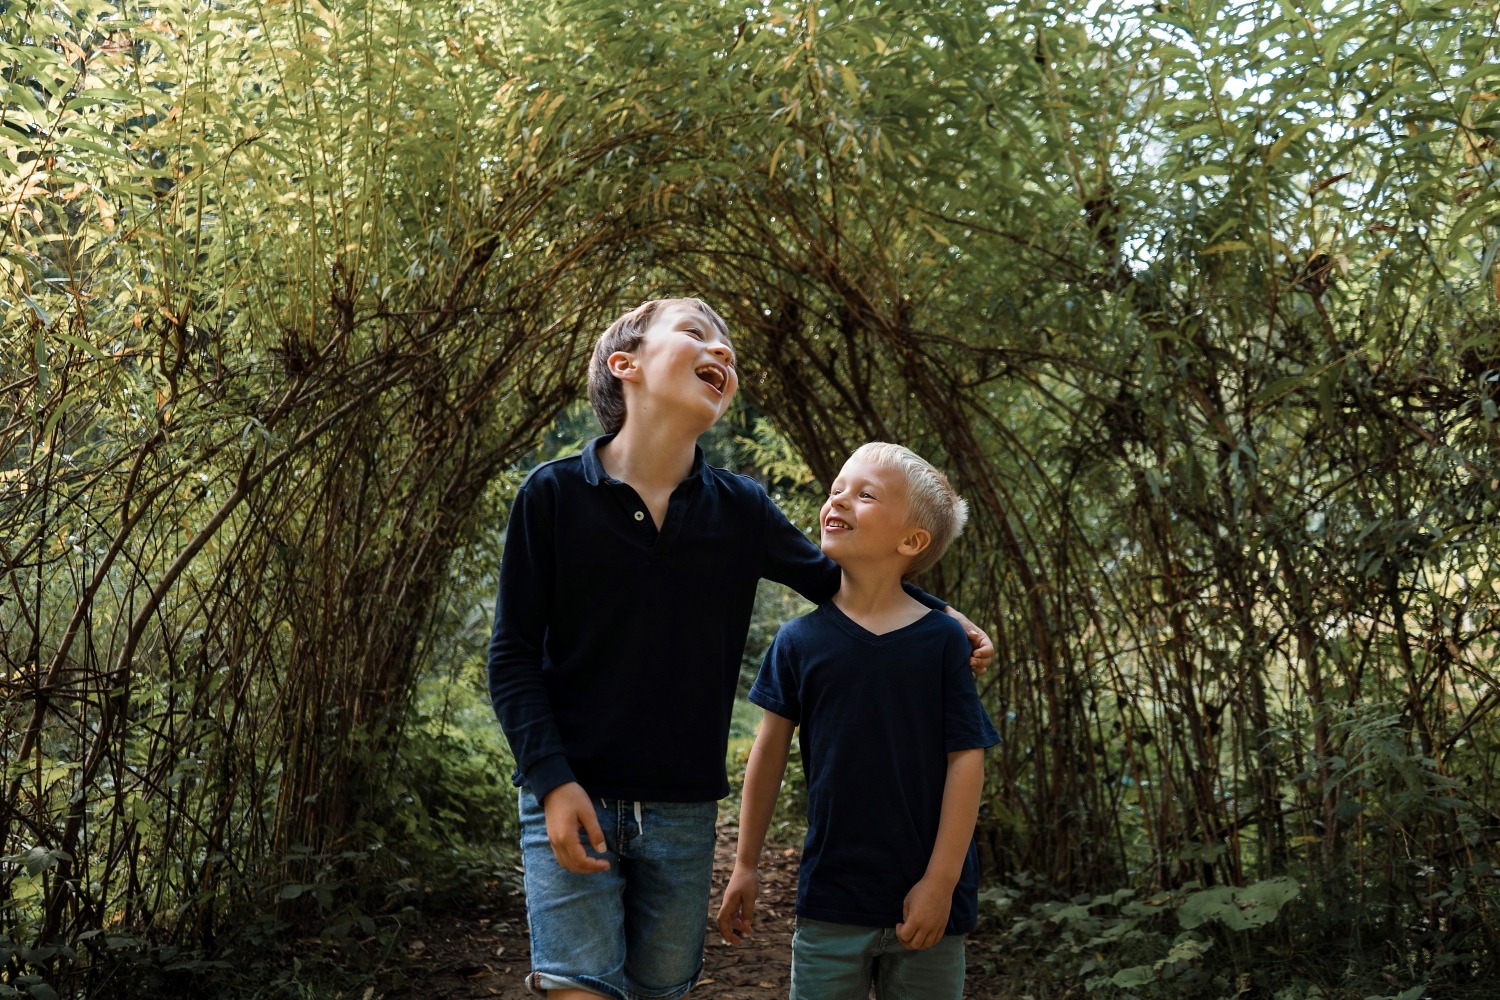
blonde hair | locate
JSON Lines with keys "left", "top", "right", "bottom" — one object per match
{"left": 849, "top": 442, "right": 968, "bottom": 576}
{"left": 586, "top": 297, "right": 731, "bottom": 434}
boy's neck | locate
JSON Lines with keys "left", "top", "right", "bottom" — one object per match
{"left": 832, "top": 564, "right": 927, "bottom": 634}
{"left": 598, "top": 419, "right": 699, "bottom": 490}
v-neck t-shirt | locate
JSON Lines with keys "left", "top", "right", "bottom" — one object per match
{"left": 749, "top": 602, "right": 1001, "bottom": 933}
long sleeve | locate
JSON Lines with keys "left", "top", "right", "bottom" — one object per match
{"left": 759, "top": 493, "right": 841, "bottom": 603}
{"left": 486, "top": 483, "right": 574, "bottom": 801}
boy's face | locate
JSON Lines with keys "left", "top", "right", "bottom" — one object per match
{"left": 613, "top": 303, "right": 738, "bottom": 429}
{"left": 819, "top": 455, "right": 925, "bottom": 568}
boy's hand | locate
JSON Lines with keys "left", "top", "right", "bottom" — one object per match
{"left": 944, "top": 607, "right": 994, "bottom": 676}
{"left": 717, "top": 863, "right": 759, "bottom": 945}
{"left": 542, "top": 782, "right": 609, "bottom": 874}
{"left": 895, "top": 875, "right": 953, "bottom": 951}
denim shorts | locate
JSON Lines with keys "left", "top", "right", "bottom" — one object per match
{"left": 789, "top": 917, "right": 966, "bottom": 1000}
{"left": 519, "top": 788, "right": 718, "bottom": 1000}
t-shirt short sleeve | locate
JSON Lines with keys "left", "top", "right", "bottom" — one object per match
{"left": 941, "top": 624, "right": 1003, "bottom": 753}
{"left": 749, "top": 629, "right": 802, "bottom": 725}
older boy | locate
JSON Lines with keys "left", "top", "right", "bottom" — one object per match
{"left": 487, "top": 300, "right": 992, "bottom": 1000}
{"left": 717, "top": 442, "right": 1001, "bottom": 1000}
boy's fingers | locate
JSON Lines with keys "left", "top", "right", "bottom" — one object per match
{"left": 551, "top": 841, "right": 583, "bottom": 872}
{"left": 721, "top": 884, "right": 758, "bottom": 944}
{"left": 717, "top": 895, "right": 738, "bottom": 936}
{"left": 576, "top": 828, "right": 609, "bottom": 873}
{"left": 555, "top": 837, "right": 609, "bottom": 874}
{"left": 967, "top": 629, "right": 995, "bottom": 674}
{"left": 717, "top": 898, "right": 750, "bottom": 944}
{"left": 542, "top": 783, "right": 608, "bottom": 872}
{"left": 895, "top": 921, "right": 934, "bottom": 951}
{"left": 580, "top": 809, "right": 607, "bottom": 856}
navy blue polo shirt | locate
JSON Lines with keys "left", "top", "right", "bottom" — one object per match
{"left": 486, "top": 436, "right": 948, "bottom": 804}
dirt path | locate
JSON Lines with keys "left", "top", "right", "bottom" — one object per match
{"left": 399, "top": 825, "right": 1009, "bottom": 998}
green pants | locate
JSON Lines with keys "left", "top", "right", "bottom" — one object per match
{"left": 789, "top": 917, "right": 967, "bottom": 1000}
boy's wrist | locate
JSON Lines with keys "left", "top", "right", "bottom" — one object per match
{"left": 919, "top": 868, "right": 961, "bottom": 892}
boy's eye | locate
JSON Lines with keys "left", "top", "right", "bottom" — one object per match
{"left": 860, "top": 491, "right": 874, "bottom": 499}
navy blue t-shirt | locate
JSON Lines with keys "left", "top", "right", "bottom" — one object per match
{"left": 485, "top": 436, "right": 946, "bottom": 803}
{"left": 750, "top": 603, "right": 1001, "bottom": 934}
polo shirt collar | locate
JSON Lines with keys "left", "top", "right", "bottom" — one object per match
{"left": 581, "top": 435, "right": 711, "bottom": 487}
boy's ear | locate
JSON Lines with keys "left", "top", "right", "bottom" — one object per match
{"left": 606, "top": 350, "right": 640, "bottom": 383}
{"left": 897, "top": 527, "right": 932, "bottom": 559}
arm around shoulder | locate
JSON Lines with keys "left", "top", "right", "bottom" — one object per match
{"left": 757, "top": 488, "right": 841, "bottom": 603}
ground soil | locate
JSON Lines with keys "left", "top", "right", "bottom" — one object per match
{"left": 398, "top": 824, "right": 1013, "bottom": 999}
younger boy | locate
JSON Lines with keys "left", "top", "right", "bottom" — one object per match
{"left": 717, "top": 442, "right": 1001, "bottom": 999}
{"left": 487, "top": 301, "right": 992, "bottom": 1000}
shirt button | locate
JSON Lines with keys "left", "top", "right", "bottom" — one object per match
{"left": 634, "top": 511, "right": 645, "bottom": 521}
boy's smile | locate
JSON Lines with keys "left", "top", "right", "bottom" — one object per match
{"left": 694, "top": 361, "right": 729, "bottom": 395}
{"left": 819, "top": 455, "right": 916, "bottom": 564}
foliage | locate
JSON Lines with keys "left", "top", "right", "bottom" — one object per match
{"left": 2, "top": 0, "right": 617, "bottom": 992}
{"left": 2, "top": 0, "right": 1499, "bottom": 994}
{"left": 976, "top": 873, "right": 1444, "bottom": 999}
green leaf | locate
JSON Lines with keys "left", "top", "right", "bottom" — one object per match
{"left": 49, "top": 329, "right": 108, "bottom": 360}
{"left": 23, "top": 295, "right": 53, "bottom": 329}
{"left": 1202, "top": 240, "right": 1251, "bottom": 255}
{"left": 1111, "top": 965, "right": 1157, "bottom": 988}
{"left": 1446, "top": 194, "right": 1498, "bottom": 250}
{"left": 1177, "top": 885, "right": 1234, "bottom": 929}
{"left": 1239, "top": 875, "right": 1300, "bottom": 911}
{"left": 1164, "top": 936, "right": 1212, "bottom": 962}
{"left": 1265, "top": 123, "right": 1310, "bottom": 162}
{"left": 1178, "top": 878, "right": 1299, "bottom": 931}
{"left": 1254, "top": 373, "right": 1310, "bottom": 405}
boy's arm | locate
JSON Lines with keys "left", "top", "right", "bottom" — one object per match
{"left": 717, "top": 711, "right": 796, "bottom": 945}
{"left": 487, "top": 486, "right": 607, "bottom": 874}
{"left": 758, "top": 494, "right": 840, "bottom": 601}
{"left": 896, "top": 748, "right": 985, "bottom": 951}
{"left": 758, "top": 493, "right": 994, "bottom": 673}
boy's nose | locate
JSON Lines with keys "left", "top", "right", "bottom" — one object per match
{"left": 708, "top": 343, "right": 734, "bottom": 364}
